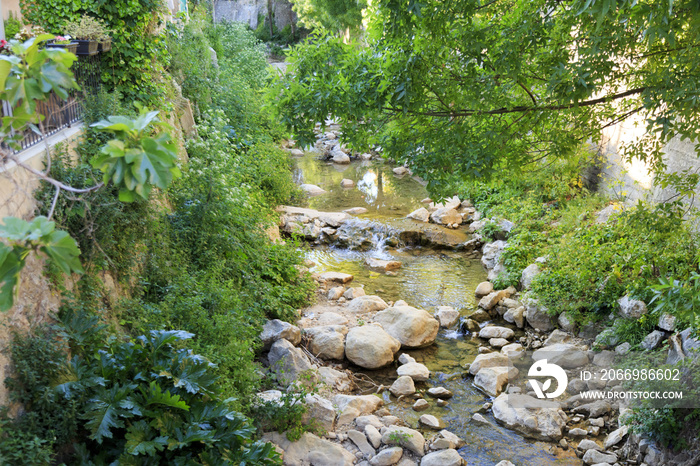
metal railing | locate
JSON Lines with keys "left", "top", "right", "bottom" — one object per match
{"left": 1, "top": 53, "right": 103, "bottom": 153}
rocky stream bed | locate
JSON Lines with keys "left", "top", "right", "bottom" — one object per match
{"left": 255, "top": 126, "right": 700, "bottom": 466}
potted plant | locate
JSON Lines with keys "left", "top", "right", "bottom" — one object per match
{"left": 63, "top": 15, "right": 111, "bottom": 56}
{"left": 46, "top": 35, "right": 78, "bottom": 54}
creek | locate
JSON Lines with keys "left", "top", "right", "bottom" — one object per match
{"left": 293, "top": 152, "right": 580, "bottom": 465}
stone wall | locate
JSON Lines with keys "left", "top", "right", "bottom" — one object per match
{"left": 591, "top": 115, "right": 700, "bottom": 209}
{"left": 213, "top": 0, "right": 296, "bottom": 31}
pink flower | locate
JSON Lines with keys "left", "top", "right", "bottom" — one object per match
{"left": 0, "top": 39, "right": 7, "bottom": 48}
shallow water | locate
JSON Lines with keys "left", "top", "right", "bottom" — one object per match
{"left": 295, "top": 153, "right": 581, "bottom": 465}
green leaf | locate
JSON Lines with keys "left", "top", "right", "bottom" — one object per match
{"left": 0, "top": 245, "right": 23, "bottom": 312}
{"left": 142, "top": 381, "right": 189, "bottom": 411}
{"left": 124, "top": 421, "right": 167, "bottom": 456}
{"left": 40, "top": 230, "right": 84, "bottom": 275}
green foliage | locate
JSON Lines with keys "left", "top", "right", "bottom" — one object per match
{"left": 4, "top": 11, "right": 23, "bottom": 38}
{"left": 0, "top": 216, "right": 83, "bottom": 311}
{"left": 650, "top": 269, "right": 700, "bottom": 331}
{"left": 292, "top": 0, "right": 366, "bottom": 33}
{"left": 90, "top": 106, "right": 182, "bottom": 202}
{"left": 272, "top": 0, "right": 700, "bottom": 196}
{"left": 0, "top": 417, "right": 54, "bottom": 464}
{"left": 62, "top": 14, "right": 111, "bottom": 40}
{"left": 250, "top": 383, "right": 315, "bottom": 441}
{"left": 3, "top": 311, "right": 281, "bottom": 464}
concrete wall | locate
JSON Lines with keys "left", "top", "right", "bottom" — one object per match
{"left": 213, "top": 0, "right": 296, "bottom": 31}
{"left": 1, "top": 0, "right": 21, "bottom": 21}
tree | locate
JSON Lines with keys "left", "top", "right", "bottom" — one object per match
{"left": 0, "top": 36, "right": 180, "bottom": 311}
{"left": 291, "top": 0, "right": 367, "bottom": 33}
{"left": 272, "top": 0, "right": 700, "bottom": 197}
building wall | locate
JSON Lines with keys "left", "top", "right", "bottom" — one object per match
{"left": 1, "top": 0, "right": 21, "bottom": 21}
{"left": 213, "top": 0, "right": 296, "bottom": 31}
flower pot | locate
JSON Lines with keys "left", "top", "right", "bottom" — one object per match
{"left": 75, "top": 39, "right": 99, "bottom": 56}
{"left": 46, "top": 41, "right": 79, "bottom": 54}
{"left": 98, "top": 38, "right": 112, "bottom": 53}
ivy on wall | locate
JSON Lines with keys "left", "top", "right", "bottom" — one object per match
{"left": 19, "top": 0, "right": 167, "bottom": 102}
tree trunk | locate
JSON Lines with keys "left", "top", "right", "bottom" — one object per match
{"left": 268, "top": 0, "right": 274, "bottom": 38}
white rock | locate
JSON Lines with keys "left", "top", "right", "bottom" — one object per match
{"left": 479, "top": 326, "right": 514, "bottom": 340}
{"left": 475, "top": 281, "right": 494, "bottom": 297}
{"left": 334, "top": 394, "right": 384, "bottom": 426}
{"left": 348, "top": 429, "right": 376, "bottom": 457}
{"left": 532, "top": 343, "right": 589, "bottom": 369}
{"left": 419, "top": 414, "right": 442, "bottom": 430}
{"left": 393, "top": 166, "right": 410, "bottom": 176}
{"left": 344, "top": 207, "right": 369, "bottom": 215}
{"left": 332, "top": 152, "right": 351, "bottom": 164}
{"left": 503, "top": 306, "right": 525, "bottom": 328}
{"left": 374, "top": 305, "right": 440, "bottom": 348}
{"left": 344, "top": 287, "right": 366, "bottom": 300}
{"left": 308, "top": 327, "right": 346, "bottom": 360}
{"left": 481, "top": 241, "right": 507, "bottom": 270}
{"left": 426, "top": 387, "right": 453, "bottom": 399}
{"left": 366, "top": 257, "right": 402, "bottom": 271}
{"left": 582, "top": 449, "right": 617, "bottom": 465}
{"left": 407, "top": 207, "right": 431, "bottom": 222}
{"left": 479, "top": 290, "right": 507, "bottom": 310}
{"left": 397, "top": 361, "right": 431, "bottom": 382}
{"left": 341, "top": 178, "right": 355, "bottom": 188}
{"left": 300, "top": 183, "right": 328, "bottom": 196}
{"left": 381, "top": 426, "right": 425, "bottom": 457}
{"left": 501, "top": 343, "right": 525, "bottom": 361}
{"left": 348, "top": 295, "right": 389, "bottom": 314}
{"left": 435, "top": 306, "right": 460, "bottom": 328}
{"left": 489, "top": 338, "right": 509, "bottom": 348}
{"left": 390, "top": 376, "right": 417, "bottom": 397}
{"left": 302, "top": 394, "right": 336, "bottom": 433}
{"left": 263, "top": 432, "right": 355, "bottom": 465}
{"left": 430, "top": 207, "right": 461, "bottom": 225}
{"left": 618, "top": 295, "right": 648, "bottom": 319}
{"left": 346, "top": 325, "right": 401, "bottom": 369}
{"left": 320, "top": 271, "right": 354, "bottom": 283}
{"left": 521, "top": 263, "right": 541, "bottom": 290}
{"left": 474, "top": 366, "right": 519, "bottom": 397}
{"left": 260, "top": 319, "right": 302, "bottom": 350}
{"left": 420, "top": 449, "right": 463, "bottom": 466}
{"left": 318, "top": 312, "right": 349, "bottom": 326}
{"left": 492, "top": 394, "right": 567, "bottom": 441}
{"left": 328, "top": 286, "right": 345, "bottom": 300}
{"left": 468, "top": 352, "right": 513, "bottom": 375}
{"left": 658, "top": 313, "right": 676, "bottom": 332}
{"left": 365, "top": 424, "right": 383, "bottom": 449}
{"left": 604, "top": 426, "right": 628, "bottom": 449}
{"left": 524, "top": 299, "right": 555, "bottom": 331}
{"left": 370, "top": 447, "right": 403, "bottom": 466}
{"left": 289, "top": 148, "right": 304, "bottom": 157}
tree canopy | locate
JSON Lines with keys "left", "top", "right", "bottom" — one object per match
{"left": 292, "top": 0, "right": 367, "bottom": 33}
{"left": 272, "top": 0, "right": 700, "bottom": 196}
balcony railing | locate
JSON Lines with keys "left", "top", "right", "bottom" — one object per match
{"left": 1, "top": 53, "right": 102, "bottom": 153}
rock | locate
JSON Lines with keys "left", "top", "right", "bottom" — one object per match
{"left": 390, "top": 376, "right": 417, "bottom": 397}
{"left": 346, "top": 325, "right": 401, "bottom": 369}
{"left": 479, "top": 290, "right": 507, "bottom": 311}
{"left": 302, "top": 394, "right": 336, "bottom": 433}
{"left": 489, "top": 338, "right": 509, "bottom": 348}
{"left": 462, "top": 318, "right": 481, "bottom": 333}
{"left": 366, "top": 257, "right": 403, "bottom": 271}
{"left": 332, "top": 152, "right": 351, "bottom": 164}
{"left": 407, "top": 207, "right": 431, "bottom": 223}
{"left": 374, "top": 305, "right": 440, "bottom": 348}
{"left": 582, "top": 449, "right": 617, "bottom": 465}
{"left": 667, "top": 333, "right": 685, "bottom": 364}
{"left": 348, "top": 295, "right": 390, "bottom": 314}
{"left": 318, "top": 366, "right": 353, "bottom": 392}
{"left": 438, "top": 430, "right": 465, "bottom": 449}
{"left": 532, "top": 343, "right": 589, "bottom": 369}
{"left": 308, "top": 327, "right": 346, "bottom": 360}
{"left": 420, "top": 449, "right": 463, "bottom": 466}
{"left": 568, "top": 428, "right": 588, "bottom": 437}
{"left": 642, "top": 330, "right": 666, "bottom": 350}
{"left": 494, "top": 462, "right": 514, "bottom": 466}
{"left": 615, "top": 342, "right": 631, "bottom": 355}
{"left": 481, "top": 240, "right": 507, "bottom": 270}
{"left": 595, "top": 204, "right": 622, "bottom": 223}
{"left": 479, "top": 326, "right": 514, "bottom": 340}
{"left": 604, "top": 426, "right": 628, "bottom": 449}
{"left": 521, "top": 263, "right": 541, "bottom": 290}
{"left": 658, "top": 313, "right": 676, "bottom": 332}
{"left": 328, "top": 286, "right": 345, "bottom": 300}
{"left": 263, "top": 432, "right": 355, "bottom": 466}
{"left": 289, "top": 148, "right": 304, "bottom": 157}
{"left": 393, "top": 166, "right": 410, "bottom": 176}
{"left": 501, "top": 298, "right": 520, "bottom": 309}
{"left": 592, "top": 350, "right": 616, "bottom": 367}
{"left": 429, "top": 196, "right": 461, "bottom": 211}
{"left": 558, "top": 313, "right": 577, "bottom": 333}
{"left": 355, "top": 415, "right": 384, "bottom": 431}
{"left": 567, "top": 379, "right": 587, "bottom": 395}
{"left": 573, "top": 400, "right": 611, "bottom": 417}
{"left": 260, "top": 319, "right": 302, "bottom": 350}
{"left": 578, "top": 439, "right": 603, "bottom": 451}
{"left": 344, "top": 207, "right": 369, "bottom": 215}
{"left": 435, "top": 306, "right": 460, "bottom": 328}
{"left": 334, "top": 394, "right": 384, "bottom": 426}
{"left": 543, "top": 329, "right": 571, "bottom": 346}
{"left": 474, "top": 366, "right": 519, "bottom": 397}
{"left": 419, "top": 414, "right": 442, "bottom": 430}
{"left": 397, "top": 362, "right": 431, "bottom": 382}
{"left": 365, "top": 425, "right": 383, "bottom": 449}
{"left": 524, "top": 300, "right": 555, "bottom": 332}
{"left": 320, "top": 272, "right": 354, "bottom": 284}
{"left": 344, "top": 287, "right": 366, "bottom": 300}
{"left": 468, "top": 352, "right": 513, "bottom": 375}
{"left": 349, "top": 429, "right": 376, "bottom": 457}
{"left": 501, "top": 343, "right": 525, "bottom": 360}
{"left": 398, "top": 353, "right": 416, "bottom": 364}
{"left": 370, "top": 447, "right": 404, "bottom": 466}
{"left": 301, "top": 183, "right": 328, "bottom": 196}
{"left": 256, "top": 390, "right": 283, "bottom": 406}
{"left": 471, "top": 413, "right": 490, "bottom": 425}
{"left": 492, "top": 394, "right": 567, "bottom": 441}
{"left": 680, "top": 327, "right": 700, "bottom": 358}
{"left": 427, "top": 387, "right": 453, "bottom": 399}
{"left": 430, "top": 208, "right": 462, "bottom": 225}
{"left": 268, "top": 339, "right": 317, "bottom": 386}
{"left": 503, "top": 306, "right": 525, "bottom": 328}
{"left": 468, "top": 309, "right": 491, "bottom": 323}
{"left": 381, "top": 426, "right": 425, "bottom": 457}
{"left": 341, "top": 178, "right": 355, "bottom": 188}
{"left": 475, "top": 281, "right": 494, "bottom": 297}
{"left": 413, "top": 399, "right": 429, "bottom": 411}
{"left": 618, "top": 295, "right": 648, "bottom": 319}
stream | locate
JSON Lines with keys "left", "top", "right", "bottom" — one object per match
{"left": 293, "top": 152, "right": 581, "bottom": 465}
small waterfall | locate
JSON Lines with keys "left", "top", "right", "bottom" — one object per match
{"left": 333, "top": 218, "right": 402, "bottom": 252}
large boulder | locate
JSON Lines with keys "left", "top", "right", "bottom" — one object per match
{"left": 520, "top": 263, "right": 541, "bottom": 290}
{"left": 318, "top": 366, "right": 353, "bottom": 392}
{"left": 407, "top": 207, "right": 431, "bottom": 222}
{"left": 332, "top": 151, "right": 351, "bottom": 164}
{"left": 319, "top": 271, "right": 354, "bottom": 284}
{"left": 492, "top": 394, "right": 568, "bottom": 441}
{"left": 390, "top": 376, "right": 416, "bottom": 397}
{"left": 397, "top": 361, "right": 431, "bottom": 382}
{"left": 306, "top": 326, "right": 346, "bottom": 360}
{"left": 267, "top": 339, "right": 318, "bottom": 386}
{"left": 301, "top": 394, "right": 336, "bottom": 433}
{"left": 381, "top": 426, "right": 425, "bottom": 457}
{"left": 481, "top": 240, "right": 507, "bottom": 270}
{"left": 478, "top": 326, "right": 514, "bottom": 340}
{"left": 468, "top": 352, "right": 513, "bottom": 375}
{"left": 474, "top": 366, "right": 519, "bottom": 397}
{"left": 345, "top": 325, "right": 401, "bottom": 369}
{"left": 334, "top": 394, "right": 384, "bottom": 426}
{"left": 532, "top": 343, "right": 589, "bottom": 369}
{"left": 300, "top": 183, "right": 327, "bottom": 196}
{"left": 374, "top": 305, "right": 440, "bottom": 348}
{"left": 420, "top": 449, "right": 464, "bottom": 466}
{"left": 435, "top": 306, "right": 460, "bottom": 328}
{"left": 618, "top": 295, "right": 648, "bottom": 319}
{"left": 366, "top": 257, "right": 402, "bottom": 271}
{"left": 263, "top": 432, "right": 355, "bottom": 466}
{"left": 503, "top": 306, "right": 525, "bottom": 328}
{"left": 475, "top": 281, "right": 494, "bottom": 297}
{"left": 260, "top": 319, "right": 302, "bottom": 350}
{"left": 524, "top": 299, "right": 555, "bottom": 332}
{"left": 347, "top": 295, "right": 389, "bottom": 314}
{"left": 479, "top": 290, "right": 507, "bottom": 311}
{"left": 430, "top": 207, "right": 461, "bottom": 225}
